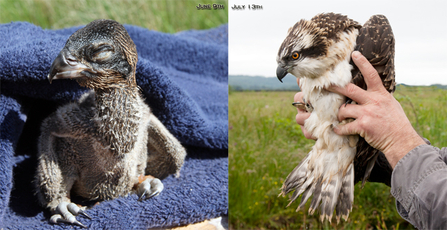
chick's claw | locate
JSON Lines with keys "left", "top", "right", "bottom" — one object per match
{"left": 50, "top": 202, "right": 90, "bottom": 228}
{"left": 137, "top": 177, "right": 164, "bottom": 201}
{"left": 344, "top": 98, "right": 355, "bottom": 107}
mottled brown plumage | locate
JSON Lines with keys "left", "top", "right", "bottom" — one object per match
{"left": 276, "top": 13, "right": 395, "bottom": 223}
{"left": 351, "top": 15, "right": 394, "bottom": 187}
{"left": 277, "top": 13, "right": 361, "bottom": 65}
{"left": 351, "top": 15, "right": 395, "bottom": 93}
{"left": 36, "top": 19, "right": 186, "bottom": 228}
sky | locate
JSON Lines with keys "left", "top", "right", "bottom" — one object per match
{"left": 228, "top": 0, "right": 447, "bottom": 85}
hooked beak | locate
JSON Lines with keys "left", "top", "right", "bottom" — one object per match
{"left": 47, "top": 49, "right": 91, "bottom": 84}
{"left": 276, "top": 65, "right": 288, "bottom": 83}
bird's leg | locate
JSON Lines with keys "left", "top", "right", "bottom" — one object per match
{"left": 50, "top": 202, "right": 91, "bottom": 228}
{"left": 292, "top": 97, "right": 314, "bottom": 112}
{"left": 303, "top": 98, "right": 313, "bottom": 113}
{"left": 136, "top": 174, "right": 164, "bottom": 201}
{"left": 36, "top": 129, "right": 91, "bottom": 228}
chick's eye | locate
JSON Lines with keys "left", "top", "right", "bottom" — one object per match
{"left": 292, "top": 52, "right": 300, "bottom": 60}
{"left": 91, "top": 45, "right": 114, "bottom": 62}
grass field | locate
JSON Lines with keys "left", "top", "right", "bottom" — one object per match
{"left": 0, "top": 0, "right": 227, "bottom": 32}
{"left": 229, "top": 86, "right": 447, "bottom": 229}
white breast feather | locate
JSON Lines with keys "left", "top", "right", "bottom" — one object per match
{"left": 283, "top": 28, "right": 360, "bottom": 222}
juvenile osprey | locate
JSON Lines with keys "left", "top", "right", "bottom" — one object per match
{"left": 276, "top": 13, "right": 395, "bottom": 222}
{"left": 36, "top": 19, "right": 186, "bottom": 228}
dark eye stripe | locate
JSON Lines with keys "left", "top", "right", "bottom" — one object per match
{"left": 288, "top": 43, "right": 326, "bottom": 61}
{"left": 299, "top": 36, "right": 327, "bottom": 59}
{"left": 299, "top": 46, "right": 324, "bottom": 59}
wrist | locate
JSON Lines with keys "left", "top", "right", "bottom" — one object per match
{"left": 382, "top": 129, "right": 426, "bottom": 169}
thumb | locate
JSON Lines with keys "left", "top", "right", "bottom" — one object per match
{"left": 333, "top": 122, "right": 360, "bottom": 136}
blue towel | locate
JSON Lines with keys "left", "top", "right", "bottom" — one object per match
{"left": 0, "top": 22, "right": 228, "bottom": 229}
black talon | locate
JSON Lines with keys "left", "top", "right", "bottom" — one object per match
{"left": 146, "top": 191, "right": 159, "bottom": 199}
{"left": 138, "top": 191, "right": 147, "bottom": 201}
{"left": 292, "top": 102, "right": 306, "bottom": 110}
{"left": 74, "top": 220, "right": 87, "bottom": 228}
{"left": 79, "top": 209, "right": 92, "bottom": 219}
{"left": 344, "top": 98, "right": 354, "bottom": 107}
{"left": 138, "top": 190, "right": 159, "bottom": 201}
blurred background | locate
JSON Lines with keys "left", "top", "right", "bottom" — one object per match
{"left": 0, "top": 0, "right": 227, "bottom": 32}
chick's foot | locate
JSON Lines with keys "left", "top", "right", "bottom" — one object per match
{"left": 50, "top": 201, "right": 91, "bottom": 228}
{"left": 137, "top": 175, "right": 164, "bottom": 201}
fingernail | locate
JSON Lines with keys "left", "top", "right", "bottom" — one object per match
{"left": 332, "top": 126, "right": 339, "bottom": 134}
{"left": 352, "top": 51, "right": 361, "bottom": 60}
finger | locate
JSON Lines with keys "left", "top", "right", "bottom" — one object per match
{"left": 333, "top": 121, "right": 360, "bottom": 136}
{"left": 294, "top": 92, "right": 307, "bottom": 112}
{"left": 296, "top": 112, "right": 310, "bottom": 126}
{"left": 294, "top": 92, "right": 304, "bottom": 103}
{"left": 327, "top": 83, "right": 369, "bottom": 105}
{"left": 301, "top": 126, "right": 316, "bottom": 140}
{"left": 337, "top": 103, "right": 361, "bottom": 122}
{"left": 351, "top": 51, "right": 384, "bottom": 92}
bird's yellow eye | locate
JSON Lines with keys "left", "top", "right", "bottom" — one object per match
{"left": 292, "top": 52, "right": 300, "bottom": 60}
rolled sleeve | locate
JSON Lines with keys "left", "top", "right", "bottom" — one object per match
{"left": 391, "top": 144, "right": 447, "bottom": 229}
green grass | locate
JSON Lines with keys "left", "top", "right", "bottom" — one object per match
{"left": 0, "top": 0, "right": 227, "bottom": 32}
{"left": 229, "top": 87, "right": 447, "bottom": 229}
{"left": 395, "top": 85, "right": 447, "bottom": 148}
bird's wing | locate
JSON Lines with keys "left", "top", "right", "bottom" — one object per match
{"left": 351, "top": 14, "right": 396, "bottom": 92}
{"left": 351, "top": 15, "right": 395, "bottom": 186}
{"left": 42, "top": 91, "right": 97, "bottom": 139}
{"left": 145, "top": 113, "right": 187, "bottom": 179}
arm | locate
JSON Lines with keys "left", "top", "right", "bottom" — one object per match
{"left": 391, "top": 145, "right": 447, "bottom": 229}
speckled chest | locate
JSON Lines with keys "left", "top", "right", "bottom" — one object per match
{"left": 69, "top": 91, "right": 152, "bottom": 200}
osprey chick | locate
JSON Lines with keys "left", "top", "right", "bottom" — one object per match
{"left": 276, "top": 13, "right": 395, "bottom": 222}
{"left": 36, "top": 19, "right": 186, "bottom": 228}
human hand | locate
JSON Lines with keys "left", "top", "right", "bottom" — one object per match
{"left": 294, "top": 79, "right": 316, "bottom": 140}
{"left": 327, "top": 51, "right": 426, "bottom": 169}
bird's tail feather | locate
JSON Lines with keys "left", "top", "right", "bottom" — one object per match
{"left": 281, "top": 153, "right": 355, "bottom": 223}
{"left": 280, "top": 154, "right": 311, "bottom": 197}
{"left": 297, "top": 182, "right": 315, "bottom": 210}
{"left": 361, "top": 152, "right": 379, "bottom": 187}
{"left": 335, "top": 163, "right": 354, "bottom": 223}
{"left": 319, "top": 173, "right": 343, "bottom": 222}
